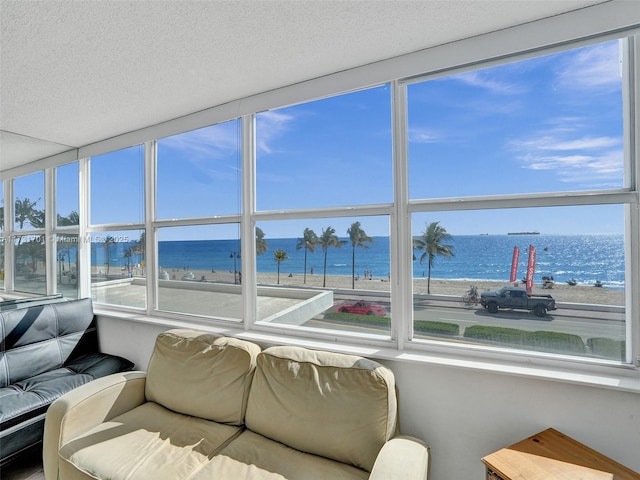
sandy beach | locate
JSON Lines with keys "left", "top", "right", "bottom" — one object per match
{"left": 156, "top": 267, "right": 624, "bottom": 306}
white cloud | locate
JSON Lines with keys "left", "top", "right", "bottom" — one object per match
{"left": 408, "top": 127, "right": 440, "bottom": 144}
{"left": 453, "top": 71, "right": 527, "bottom": 95}
{"left": 160, "top": 123, "right": 239, "bottom": 159}
{"left": 510, "top": 123, "right": 623, "bottom": 187}
{"left": 512, "top": 135, "right": 620, "bottom": 152}
{"left": 556, "top": 42, "right": 621, "bottom": 91}
{"left": 256, "top": 110, "right": 295, "bottom": 154}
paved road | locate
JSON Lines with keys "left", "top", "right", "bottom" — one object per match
{"left": 324, "top": 294, "right": 626, "bottom": 342}
{"left": 414, "top": 302, "right": 626, "bottom": 341}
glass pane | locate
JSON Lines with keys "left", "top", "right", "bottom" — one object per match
{"left": 90, "top": 146, "right": 144, "bottom": 224}
{"left": 57, "top": 162, "right": 79, "bottom": 226}
{"left": 256, "top": 85, "right": 393, "bottom": 210}
{"left": 157, "top": 121, "right": 241, "bottom": 219}
{"left": 57, "top": 234, "right": 79, "bottom": 299}
{"left": 91, "top": 230, "right": 146, "bottom": 308}
{"left": 408, "top": 40, "right": 623, "bottom": 199}
{"left": 411, "top": 205, "right": 626, "bottom": 362}
{"left": 14, "top": 234, "right": 46, "bottom": 294}
{"left": 14, "top": 172, "right": 45, "bottom": 230}
{"left": 157, "top": 224, "right": 242, "bottom": 319}
{"left": 255, "top": 217, "right": 391, "bottom": 337}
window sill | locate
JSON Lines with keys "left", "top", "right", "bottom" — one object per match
{"left": 95, "top": 307, "right": 640, "bottom": 395}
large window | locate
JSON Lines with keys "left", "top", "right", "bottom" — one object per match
{"left": 256, "top": 85, "right": 393, "bottom": 211}
{"left": 91, "top": 146, "right": 144, "bottom": 224}
{"left": 57, "top": 162, "right": 79, "bottom": 227}
{"left": 406, "top": 40, "right": 629, "bottom": 360}
{"left": 408, "top": 41, "right": 624, "bottom": 199}
{"left": 154, "top": 122, "right": 243, "bottom": 319}
{"left": 157, "top": 121, "right": 241, "bottom": 219}
{"left": 0, "top": 32, "right": 637, "bottom": 371}
{"left": 56, "top": 162, "right": 80, "bottom": 298}
{"left": 411, "top": 207, "right": 626, "bottom": 361}
{"left": 254, "top": 217, "right": 391, "bottom": 337}
{"left": 13, "top": 173, "right": 46, "bottom": 294}
{"left": 157, "top": 224, "right": 242, "bottom": 320}
{"left": 90, "top": 229, "right": 145, "bottom": 308}
{"left": 89, "top": 145, "right": 145, "bottom": 308}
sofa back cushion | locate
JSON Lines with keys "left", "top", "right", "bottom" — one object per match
{"left": 145, "top": 329, "right": 261, "bottom": 425}
{"left": 0, "top": 298, "right": 98, "bottom": 387}
{"left": 245, "top": 346, "right": 397, "bottom": 472}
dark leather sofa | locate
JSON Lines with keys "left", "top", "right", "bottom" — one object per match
{"left": 0, "top": 297, "right": 134, "bottom": 465}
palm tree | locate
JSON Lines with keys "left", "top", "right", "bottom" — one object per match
{"left": 318, "top": 226, "right": 344, "bottom": 287}
{"left": 124, "top": 247, "right": 134, "bottom": 274}
{"left": 102, "top": 236, "right": 116, "bottom": 275}
{"left": 413, "top": 221, "right": 455, "bottom": 294}
{"left": 273, "top": 249, "right": 288, "bottom": 284}
{"left": 58, "top": 210, "right": 79, "bottom": 226}
{"left": 14, "top": 197, "right": 40, "bottom": 230}
{"left": 296, "top": 228, "right": 318, "bottom": 284}
{"left": 134, "top": 231, "right": 146, "bottom": 274}
{"left": 256, "top": 227, "right": 268, "bottom": 256}
{"left": 347, "top": 221, "right": 373, "bottom": 289}
{"left": 14, "top": 197, "right": 42, "bottom": 245}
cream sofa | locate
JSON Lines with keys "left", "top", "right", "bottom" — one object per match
{"left": 43, "top": 329, "right": 430, "bottom": 480}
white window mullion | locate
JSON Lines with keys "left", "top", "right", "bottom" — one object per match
{"left": 241, "top": 115, "right": 257, "bottom": 329}
{"left": 45, "top": 168, "right": 56, "bottom": 294}
{"left": 4, "top": 180, "right": 14, "bottom": 291}
{"left": 145, "top": 141, "right": 156, "bottom": 314}
{"left": 78, "top": 157, "right": 90, "bottom": 299}
{"left": 391, "top": 80, "right": 411, "bottom": 349}
{"left": 623, "top": 35, "right": 640, "bottom": 365}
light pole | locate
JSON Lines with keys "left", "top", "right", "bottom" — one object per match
{"left": 230, "top": 252, "right": 240, "bottom": 284}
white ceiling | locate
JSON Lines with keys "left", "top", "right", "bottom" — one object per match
{"left": 1, "top": 0, "right": 609, "bottom": 172}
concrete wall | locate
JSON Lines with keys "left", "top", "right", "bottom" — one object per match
{"left": 97, "top": 315, "right": 640, "bottom": 480}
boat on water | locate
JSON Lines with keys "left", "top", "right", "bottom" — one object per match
{"left": 507, "top": 231, "right": 540, "bottom": 235}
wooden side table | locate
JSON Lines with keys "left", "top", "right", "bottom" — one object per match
{"left": 481, "top": 428, "right": 640, "bottom": 480}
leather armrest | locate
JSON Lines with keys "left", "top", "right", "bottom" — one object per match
{"left": 369, "top": 435, "right": 430, "bottom": 480}
{"left": 43, "top": 371, "right": 147, "bottom": 480}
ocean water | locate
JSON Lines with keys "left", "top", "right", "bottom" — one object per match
{"left": 115, "top": 234, "right": 627, "bottom": 288}
{"left": 92, "top": 235, "right": 625, "bottom": 288}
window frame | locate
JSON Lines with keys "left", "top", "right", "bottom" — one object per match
{"left": 0, "top": 17, "right": 638, "bottom": 378}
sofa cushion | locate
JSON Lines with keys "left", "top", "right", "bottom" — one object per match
{"left": 145, "top": 329, "right": 261, "bottom": 425}
{"left": 0, "top": 369, "right": 92, "bottom": 431}
{"left": 59, "top": 401, "right": 243, "bottom": 480}
{"left": 0, "top": 298, "right": 98, "bottom": 387}
{"left": 195, "top": 430, "right": 369, "bottom": 480}
{"left": 0, "top": 353, "right": 133, "bottom": 431}
{"left": 245, "top": 346, "right": 397, "bottom": 472}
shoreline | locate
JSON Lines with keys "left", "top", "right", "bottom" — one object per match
{"left": 150, "top": 267, "right": 625, "bottom": 306}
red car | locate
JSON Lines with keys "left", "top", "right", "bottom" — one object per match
{"left": 338, "top": 301, "right": 387, "bottom": 316}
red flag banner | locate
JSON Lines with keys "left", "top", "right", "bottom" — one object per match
{"left": 510, "top": 246, "right": 520, "bottom": 283}
{"left": 525, "top": 244, "right": 536, "bottom": 292}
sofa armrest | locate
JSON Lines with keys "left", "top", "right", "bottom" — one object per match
{"left": 43, "top": 371, "right": 147, "bottom": 480}
{"left": 369, "top": 435, "right": 430, "bottom": 480}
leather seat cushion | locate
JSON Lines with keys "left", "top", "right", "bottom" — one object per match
{"left": 0, "top": 353, "right": 133, "bottom": 431}
{"left": 0, "top": 369, "right": 93, "bottom": 431}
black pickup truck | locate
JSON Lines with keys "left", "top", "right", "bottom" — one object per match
{"left": 480, "top": 287, "right": 556, "bottom": 317}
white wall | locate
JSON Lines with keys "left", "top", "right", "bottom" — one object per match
{"left": 97, "top": 315, "right": 640, "bottom": 480}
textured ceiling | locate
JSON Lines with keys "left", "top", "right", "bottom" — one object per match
{"left": 1, "top": 0, "right": 609, "bottom": 171}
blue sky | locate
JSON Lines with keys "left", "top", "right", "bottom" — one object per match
{"left": 6, "top": 40, "right": 625, "bottom": 240}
